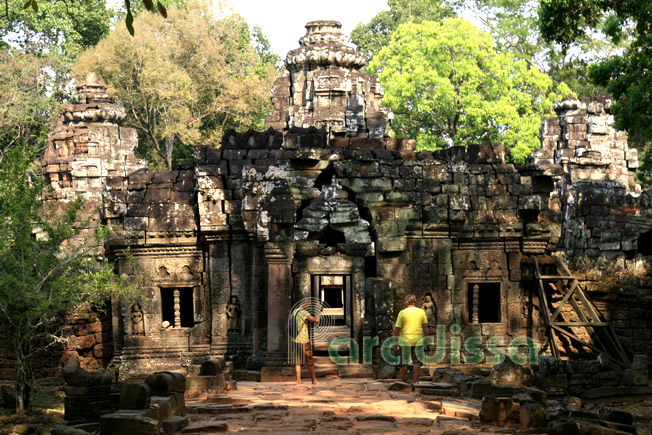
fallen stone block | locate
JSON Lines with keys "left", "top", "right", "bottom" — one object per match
{"left": 401, "top": 417, "right": 434, "bottom": 426}
{"left": 440, "top": 400, "right": 480, "bottom": 420}
{"left": 162, "top": 415, "right": 188, "bottom": 434}
{"left": 519, "top": 402, "right": 547, "bottom": 428}
{"left": 185, "top": 373, "right": 226, "bottom": 398}
{"left": 182, "top": 422, "right": 228, "bottom": 433}
{"left": 145, "top": 372, "right": 186, "bottom": 396}
{"left": 100, "top": 411, "right": 161, "bottom": 435}
{"left": 199, "top": 358, "right": 226, "bottom": 376}
{"left": 468, "top": 381, "right": 546, "bottom": 403}
{"left": 387, "top": 381, "right": 412, "bottom": 392}
{"left": 490, "top": 355, "right": 534, "bottom": 386}
{"left": 62, "top": 358, "right": 113, "bottom": 391}
{"left": 479, "top": 396, "right": 519, "bottom": 426}
{"left": 119, "top": 383, "right": 151, "bottom": 410}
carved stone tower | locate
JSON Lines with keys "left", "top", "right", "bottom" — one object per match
{"left": 42, "top": 72, "right": 146, "bottom": 201}
{"left": 265, "top": 20, "right": 392, "bottom": 139}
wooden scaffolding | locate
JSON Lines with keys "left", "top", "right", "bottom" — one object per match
{"left": 533, "top": 256, "right": 631, "bottom": 369}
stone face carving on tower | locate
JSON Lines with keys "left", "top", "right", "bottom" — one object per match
{"left": 264, "top": 20, "right": 392, "bottom": 139}
{"left": 42, "top": 73, "right": 147, "bottom": 201}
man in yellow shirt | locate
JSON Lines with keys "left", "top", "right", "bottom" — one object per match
{"left": 289, "top": 306, "right": 320, "bottom": 385}
{"left": 393, "top": 294, "right": 429, "bottom": 383}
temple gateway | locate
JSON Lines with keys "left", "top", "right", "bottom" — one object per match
{"left": 40, "top": 20, "right": 652, "bottom": 379}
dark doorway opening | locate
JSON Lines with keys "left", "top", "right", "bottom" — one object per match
{"left": 639, "top": 229, "right": 652, "bottom": 256}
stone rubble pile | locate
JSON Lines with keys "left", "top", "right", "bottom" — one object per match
{"left": 387, "top": 358, "right": 645, "bottom": 434}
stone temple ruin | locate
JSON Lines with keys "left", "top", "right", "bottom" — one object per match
{"left": 31, "top": 20, "right": 652, "bottom": 401}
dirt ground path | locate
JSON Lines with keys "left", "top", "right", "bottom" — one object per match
{"left": 184, "top": 379, "right": 508, "bottom": 434}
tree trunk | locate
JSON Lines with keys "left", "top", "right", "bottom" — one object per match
{"left": 165, "top": 134, "right": 175, "bottom": 171}
{"left": 14, "top": 341, "right": 32, "bottom": 415}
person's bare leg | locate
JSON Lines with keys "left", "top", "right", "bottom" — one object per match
{"left": 412, "top": 365, "right": 421, "bottom": 383}
{"left": 399, "top": 366, "right": 407, "bottom": 383}
{"left": 295, "top": 364, "right": 302, "bottom": 384}
{"left": 307, "top": 365, "right": 319, "bottom": 385}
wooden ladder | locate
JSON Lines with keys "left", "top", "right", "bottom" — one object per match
{"left": 534, "top": 256, "right": 631, "bottom": 368}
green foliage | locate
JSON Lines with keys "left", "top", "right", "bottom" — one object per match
{"left": 72, "top": 0, "right": 277, "bottom": 171}
{"left": 371, "top": 18, "right": 569, "bottom": 164}
{"left": 251, "top": 24, "right": 282, "bottom": 71}
{"left": 463, "top": 0, "right": 618, "bottom": 99}
{"left": 351, "top": 0, "right": 456, "bottom": 65}
{"left": 0, "top": 0, "right": 114, "bottom": 113}
{"left": 0, "top": 48, "right": 55, "bottom": 161}
{"left": 540, "top": 0, "right": 652, "bottom": 144}
{"left": 0, "top": 0, "right": 112, "bottom": 58}
{"left": 538, "top": 0, "right": 605, "bottom": 49}
{"left": 0, "top": 149, "right": 142, "bottom": 413}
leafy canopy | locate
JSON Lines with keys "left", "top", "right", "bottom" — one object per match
{"left": 72, "top": 0, "right": 277, "bottom": 171}
{"left": 351, "top": 0, "right": 456, "bottom": 65}
{"left": 462, "top": 0, "right": 622, "bottom": 99}
{"left": 371, "top": 18, "right": 570, "bottom": 164}
{"left": 0, "top": 48, "right": 55, "bottom": 162}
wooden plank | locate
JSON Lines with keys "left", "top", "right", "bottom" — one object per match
{"left": 535, "top": 258, "right": 560, "bottom": 359}
{"left": 550, "top": 279, "right": 579, "bottom": 323}
{"left": 551, "top": 322, "right": 608, "bottom": 327}
{"left": 575, "top": 286, "right": 603, "bottom": 323}
{"left": 539, "top": 275, "right": 575, "bottom": 280}
{"left": 567, "top": 295, "right": 609, "bottom": 353}
{"left": 607, "top": 324, "right": 631, "bottom": 367}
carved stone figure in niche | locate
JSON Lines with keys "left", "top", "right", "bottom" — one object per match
{"left": 226, "top": 295, "right": 241, "bottom": 334}
{"left": 157, "top": 266, "right": 170, "bottom": 278}
{"left": 489, "top": 260, "right": 502, "bottom": 276}
{"left": 180, "top": 265, "right": 193, "bottom": 280}
{"left": 131, "top": 304, "right": 145, "bottom": 335}
{"left": 422, "top": 293, "right": 437, "bottom": 328}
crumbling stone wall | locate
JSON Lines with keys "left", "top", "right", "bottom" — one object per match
{"left": 533, "top": 96, "right": 652, "bottom": 358}
{"left": 0, "top": 309, "right": 112, "bottom": 381}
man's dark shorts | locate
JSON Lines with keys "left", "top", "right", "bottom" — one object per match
{"left": 399, "top": 345, "right": 423, "bottom": 367}
{"left": 292, "top": 342, "right": 314, "bottom": 367}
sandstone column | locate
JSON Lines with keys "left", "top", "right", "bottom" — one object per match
{"left": 263, "top": 242, "right": 293, "bottom": 371}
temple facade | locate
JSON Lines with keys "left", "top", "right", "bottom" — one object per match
{"left": 38, "top": 20, "right": 652, "bottom": 378}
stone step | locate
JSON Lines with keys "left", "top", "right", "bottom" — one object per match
{"left": 414, "top": 382, "right": 461, "bottom": 397}
{"left": 182, "top": 422, "right": 228, "bottom": 433}
{"left": 162, "top": 415, "right": 188, "bottom": 434}
{"left": 189, "top": 404, "right": 251, "bottom": 415}
{"left": 189, "top": 402, "right": 289, "bottom": 415}
{"left": 203, "top": 395, "right": 251, "bottom": 405}
{"left": 440, "top": 400, "right": 481, "bottom": 421}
